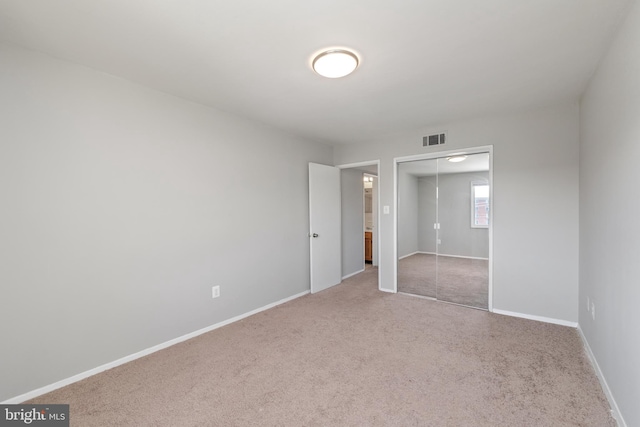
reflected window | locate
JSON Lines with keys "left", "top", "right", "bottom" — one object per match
{"left": 471, "top": 182, "right": 489, "bottom": 228}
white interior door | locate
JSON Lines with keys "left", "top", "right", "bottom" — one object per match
{"left": 309, "top": 163, "right": 341, "bottom": 293}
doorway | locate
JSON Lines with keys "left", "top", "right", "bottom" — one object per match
{"left": 394, "top": 147, "right": 493, "bottom": 310}
{"left": 338, "top": 161, "right": 381, "bottom": 289}
{"left": 363, "top": 173, "right": 377, "bottom": 267}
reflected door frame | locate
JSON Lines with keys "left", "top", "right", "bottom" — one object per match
{"left": 393, "top": 145, "right": 494, "bottom": 312}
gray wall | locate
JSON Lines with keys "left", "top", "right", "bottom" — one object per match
{"left": 579, "top": 1, "right": 640, "bottom": 425}
{"left": 397, "top": 170, "right": 418, "bottom": 258}
{"left": 341, "top": 169, "right": 364, "bottom": 277}
{"left": 335, "top": 103, "right": 579, "bottom": 323}
{"left": 413, "top": 172, "right": 489, "bottom": 258}
{"left": 417, "top": 176, "right": 438, "bottom": 253}
{"left": 436, "top": 172, "right": 489, "bottom": 258}
{"left": 0, "top": 43, "right": 332, "bottom": 402}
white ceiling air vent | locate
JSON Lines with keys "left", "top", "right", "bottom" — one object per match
{"left": 423, "top": 132, "right": 447, "bottom": 147}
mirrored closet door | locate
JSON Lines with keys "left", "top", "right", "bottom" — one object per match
{"left": 397, "top": 152, "right": 490, "bottom": 310}
{"left": 397, "top": 158, "right": 438, "bottom": 298}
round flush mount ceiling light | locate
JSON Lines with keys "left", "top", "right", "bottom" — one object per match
{"left": 447, "top": 155, "right": 467, "bottom": 163}
{"left": 312, "top": 49, "right": 359, "bottom": 78}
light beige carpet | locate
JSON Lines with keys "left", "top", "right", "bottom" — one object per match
{"left": 398, "top": 253, "right": 489, "bottom": 309}
{"left": 29, "top": 267, "right": 614, "bottom": 426}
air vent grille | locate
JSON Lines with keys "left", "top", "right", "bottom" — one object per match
{"left": 423, "top": 132, "right": 447, "bottom": 147}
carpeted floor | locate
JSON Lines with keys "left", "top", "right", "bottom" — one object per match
{"left": 398, "top": 253, "right": 488, "bottom": 309}
{"left": 28, "top": 267, "right": 614, "bottom": 426}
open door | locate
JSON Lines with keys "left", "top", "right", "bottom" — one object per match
{"left": 309, "top": 163, "right": 341, "bottom": 293}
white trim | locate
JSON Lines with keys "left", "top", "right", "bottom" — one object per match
{"left": 398, "top": 251, "right": 419, "bottom": 260}
{"left": 1, "top": 290, "right": 310, "bottom": 404}
{"left": 487, "top": 150, "right": 494, "bottom": 312}
{"left": 577, "top": 326, "right": 627, "bottom": 427}
{"left": 336, "top": 160, "right": 379, "bottom": 173}
{"left": 492, "top": 309, "right": 578, "bottom": 328}
{"left": 375, "top": 170, "right": 380, "bottom": 278}
{"left": 437, "top": 253, "right": 489, "bottom": 261}
{"left": 342, "top": 268, "right": 365, "bottom": 280}
{"left": 392, "top": 158, "right": 399, "bottom": 293}
{"left": 398, "top": 251, "right": 487, "bottom": 260}
{"left": 440, "top": 299, "right": 489, "bottom": 311}
{"left": 398, "top": 292, "right": 437, "bottom": 301}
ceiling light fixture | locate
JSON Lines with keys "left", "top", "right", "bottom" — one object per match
{"left": 312, "top": 49, "right": 359, "bottom": 78}
{"left": 447, "top": 155, "right": 467, "bottom": 163}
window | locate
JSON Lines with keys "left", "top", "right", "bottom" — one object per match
{"left": 471, "top": 182, "right": 490, "bottom": 228}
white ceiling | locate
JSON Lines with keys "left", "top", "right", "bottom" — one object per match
{"left": 399, "top": 153, "right": 489, "bottom": 177}
{"left": 0, "top": 0, "right": 631, "bottom": 146}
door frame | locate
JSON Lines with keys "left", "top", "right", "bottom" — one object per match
{"left": 393, "top": 146, "right": 494, "bottom": 312}
{"left": 336, "top": 160, "right": 382, "bottom": 291}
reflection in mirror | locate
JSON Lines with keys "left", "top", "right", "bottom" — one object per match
{"left": 397, "top": 159, "right": 437, "bottom": 298}
{"left": 397, "top": 152, "right": 490, "bottom": 309}
{"left": 435, "top": 153, "right": 489, "bottom": 309}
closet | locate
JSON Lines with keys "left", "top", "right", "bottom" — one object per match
{"left": 396, "top": 152, "right": 490, "bottom": 309}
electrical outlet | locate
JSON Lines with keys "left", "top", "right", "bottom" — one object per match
{"left": 591, "top": 302, "right": 595, "bottom": 320}
{"left": 212, "top": 286, "right": 220, "bottom": 299}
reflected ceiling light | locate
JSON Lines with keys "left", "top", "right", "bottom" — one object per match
{"left": 447, "top": 155, "right": 467, "bottom": 163}
{"left": 312, "top": 49, "right": 359, "bottom": 78}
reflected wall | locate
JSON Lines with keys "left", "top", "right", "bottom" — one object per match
{"left": 397, "top": 153, "right": 490, "bottom": 309}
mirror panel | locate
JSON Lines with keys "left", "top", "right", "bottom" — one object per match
{"left": 397, "top": 159, "right": 437, "bottom": 298}
{"left": 435, "top": 153, "right": 489, "bottom": 309}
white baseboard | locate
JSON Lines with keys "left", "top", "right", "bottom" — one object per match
{"left": 492, "top": 309, "right": 578, "bottom": 328}
{"left": 398, "top": 251, "right": 419, "bottom": 260}
{"left": 399, "top": 252, "right": 488, "bottom": 261}
{"left": 437, "top": 253, "right": 489, "bottom": 261}
{"left": 2, "top": 290, "right": 310, "bottom": 404}
{"left": 342, "top": 268, "right": 365, "bottom": 280}
{"left": 397, "top": 292, "right": 436, "bottom": 301}
{"left": 577, "top": 326, "right": 627, "bottom": 427}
